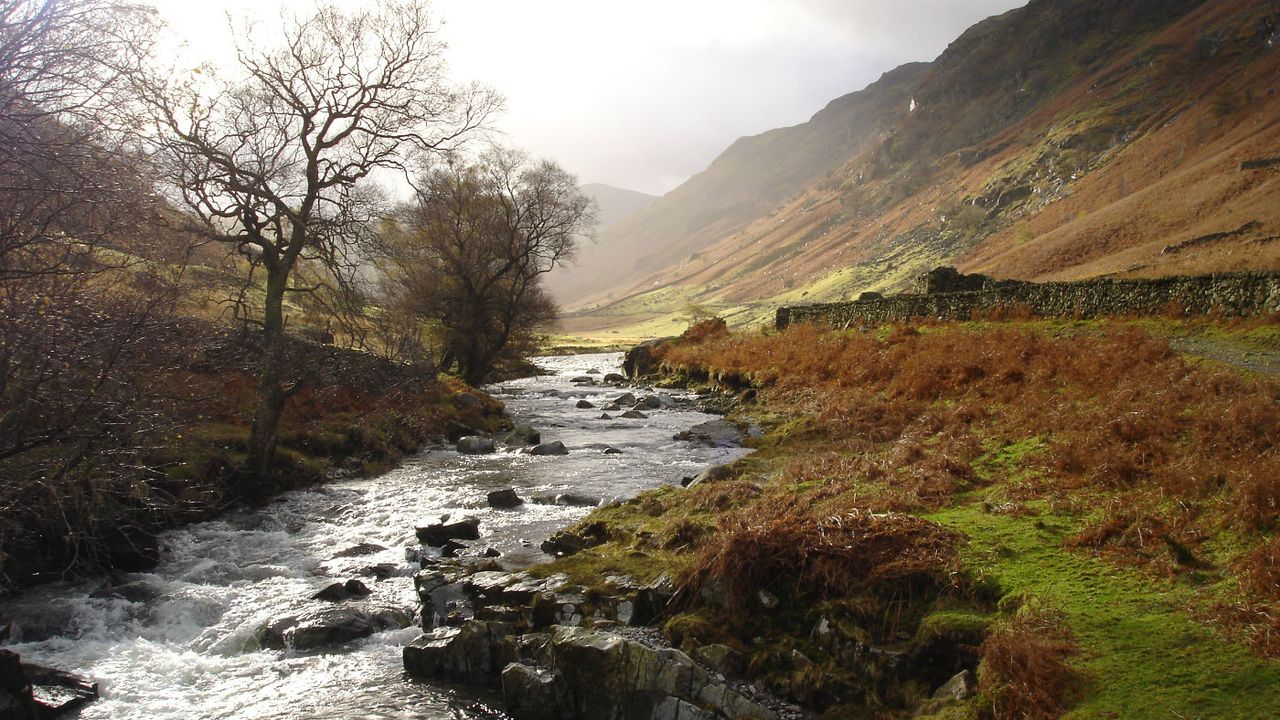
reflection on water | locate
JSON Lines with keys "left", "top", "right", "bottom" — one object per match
{"left": 0, "top": 353, "right": 746, "bottom": 719}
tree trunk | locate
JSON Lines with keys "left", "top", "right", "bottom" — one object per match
{"left": 245, "top": 262, "right": 289, "bottom": 491}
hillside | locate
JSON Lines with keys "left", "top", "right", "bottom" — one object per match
{"left": 545, "top": 183, "right": 659, "bottom": 303}
{"left": 557, "top": 0, "right": 1280, "bottom": 338}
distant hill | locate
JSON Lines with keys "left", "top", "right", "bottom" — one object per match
{"left": 545, "top": 184, "right": 658, "bottom": 304}
{"left": 557, "top": 0, "right": 1280, "bottom": 338}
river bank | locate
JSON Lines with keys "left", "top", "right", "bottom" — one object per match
{"left": 439, "top": 318, "right": 1280, "bottom": 720}
{"left": 0, "top": 352, "right": 746, "bottom": 718}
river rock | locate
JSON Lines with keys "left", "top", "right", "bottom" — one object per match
{"left": 487, "top": 488, "right": 524, "bottom": 509}
{"left": 332, "top": 543, "right": 389, "bottom": 559}
{"left": 530, "top": 441, "right": 569, "bottom": 456}
{"left": 632, "top": 395, "right": 664, "bottom": 410}
{"left": 692, "top": 644, "right": 743, "bottom": 677}
{"left": 25, "top": 662, "right": 98, "bottom": 719}
{"left": 457, "top": 436, "right": 496, "bottom": 455}
{"left": 403, "top": 621, "right": 517, "bottom": 685}
{"left": 90, "top": 579, "right": 160, "bottom": 604}
{"left": 501, "top": 663, "right": 571, "bottom": 720}
{"left": 261, "top": 605, "right": 413, "bottom": 651}
{"left": 620, "top": 410, "right": 648, "bottom": 419}
{"left": 674, "top": 419, "right": 744, "bottom": 448}
{"left": 417, "top": 518, "right": 481, "bottom": 546}
{"left": 603, "top": 403, "right": 622, "bottom": 412}
{"left": 505, "top": 425, "right": 542, "bottom": 446}
{"left": 623, "top": 338, "right": 669, "bottom": 379}
{"left": 313, "top": 579, "right": 373, "bottom": 602}
{"left": 610, "top": 392, "right": 637, "bottom": 406}
{"left": 570, "top": 376, "right": 596, "bottom": 385}
{"left": 541, "top": 521, "right": 609, "bottom": 557}
{"left": 0, "top": 650, "right": 38, "bottom": 720}
{"left": 603, "top": 373, "right": 626, "bottom": 385}
{"left": 603, "top": 447, "right": 623, "bottom": 455}
{"left": 575, "top": 400, "right": 595, "bottom": 409}
{"left": 598, "top": 413, "right": 613, "bottom": 420}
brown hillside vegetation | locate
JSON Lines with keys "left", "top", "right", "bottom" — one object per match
{"left": 542, "top": 317, "right": 1280, "bottom": 716}
{"left": 560, "top": 0, "right": 1280, "bottom": 338}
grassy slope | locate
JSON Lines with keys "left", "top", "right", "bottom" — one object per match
{"left": 535, "top": 317, "right": 1280, "bottom": 718}
{"left": 558, "top": 0, "right": 1280, "bottom": 336}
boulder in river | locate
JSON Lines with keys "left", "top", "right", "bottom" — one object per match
{"left": 417, "top": 518, "right": 481, "bottom": 546}
{"left": 487, "top": 488, "right": 524, "bottom": 509}
{"left": 261, "top": 605, "right": 414, "bottom": 651}
{"left": 569, "top": 376, "right": 596, "bottom": 385}
{"left": 603, "top": 403, "right": 621, "bottom": 412}
{"left": 603, "top": 447, "right": 623, "bottom": 455}
{"left": 610, "top": 392, "right": 637, "bottom": 406}
{"left": 457, "top": 436, "right": 496, "bottom": 455}
{"left": 620, "top": 410, "right": 647, "bottom": 420}
{"left": 603, "top": 373, "right": 626, "bottom": 385}
{"left": 598, "top": 413, "right": 613, "bottom": 420}
{"left": 313, "top": 579, "right": 373, "bottom": 602}
{"left": 632, "top": 395, "right": 664, "bottom": 411}
{"left": 530, "top": 441, "right": 569, "bottom": 456}
{"left": 332, "top": 543, "right": 388, "bottom": 559}
{"left": 674, "top": 419, "right": 744, "bottom": 448}
{"left": 622, "top": 338, "right": 669, "bottom": 379}
{"left": 575, "top": 400, "right": 595, "bottom": 409}
{"left": 403, "top": 621, "right": 517, "bottom": 686}
{"left": 505, "top": 425, "right": 542, "bottom": 446}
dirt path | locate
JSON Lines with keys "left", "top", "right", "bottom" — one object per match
{"left": 1170, "top": 337, "right": 1280, "bottom": 378}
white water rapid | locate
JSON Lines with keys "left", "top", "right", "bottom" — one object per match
{"left": 0, "top": 353, "right": 747, "bottom": 719}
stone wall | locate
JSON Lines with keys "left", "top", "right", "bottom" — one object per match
{"left": 776, "top": 271, "right": 1280, "bottom": 330}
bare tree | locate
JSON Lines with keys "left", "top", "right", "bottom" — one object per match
{"left": 384, "top": 147, "right": 595, "bottom": 385}
{"left": 133, "top": 0, "right": 499, "bottom": 486}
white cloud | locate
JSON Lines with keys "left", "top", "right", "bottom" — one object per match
{"left": 145, "top": 0, "right": 1026, "bottom": 194}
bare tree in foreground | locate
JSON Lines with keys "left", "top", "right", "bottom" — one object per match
{"left": 383, "top": 148, "right": 595, "bottom": 385}
{"left": 134, "top": 0, "right": 498, "bottom": 487}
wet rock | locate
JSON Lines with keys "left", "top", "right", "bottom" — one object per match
{"left": 530, "top": 441, "right": 569, "bottom": 456}
{"left": 440, "top": 540, "right": 467, "bottom": 558}
{"left": 620, "top": 410, "right": 648, "bottom": 420}
{"left": 359, "top": 563, "right": 401, "bottom": 581}
{"left": 25, "top": 662, "right": 98, "bottom": 719}
{"left": 457, "top": 436, "right": 496, "bottom": 455}
{"left": 333, "top": 543, "right": 388, "bottom": 559}
{"left": 483, "top": 548, "right": 502, "bottom": 558}
{"left": 502, "top": 663, "right": 571, "bottom": 720}
{"left": 262, "top": 605, "right": 413, "bottom": 651}
{"left": 417, "top": 518, "right": 481, "bottom": 546}
{"left": 487, "top": 488, "right": 524, "bottom": 509}
{"left": 932, "top": 669, "right": 976, "bottom": 701}
{"left": 575, "top": 400, "right": 595, "bottom": 409}
{"left": 603, "top": 447, "right": 624, "bottom": 455}
{"left": 90, "top": 579, "right": 160, "bottom": 604}
{"left": 445, "top": 421, "right": 481, "bottom": 442}
{"left": 586, "top": 369, "right": 601, "bottom": 375}
{"left": 674, "top": 419, "right": 744, "bottom": 448}
{"left": 598, "top": 413, "right": 613, "bottom": 420}
{"left": 603, "top": 373, "right": 626, "bottom": 384}
{"left": 554, "top": 494, "right": 600, "bottom": 508}
{"left": 633, "top": 395, "right": 665, "bottom": 410}
{"left": 505, "top": 425, "right": 542, "bottom": 446}
{"left": 569, "top": 376, "right": 596, "bottom": 385}
{"left": 402, "top": 621, "right": 516, "bottom": 685}
{"left": 603, "top": 403, "right": 622, "bottom": 412}
{"left": 541, "top": 521, "right": 610, "bottom": 557}
{"left": 611, "top": 392, "right": 637, "bottom": 407}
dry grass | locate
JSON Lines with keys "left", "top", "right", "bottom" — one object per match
{"left": 978, "top": 600, "right": 1080, "bottom": 720}
{"left": 680, "top": 494, "right": 962, "bottom": 613}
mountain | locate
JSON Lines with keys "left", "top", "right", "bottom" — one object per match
{"left": 557, "top": 0, "right": 1280, "bottom": 338}
{"left": 545, "top": 184, "right": 658, "bottom": 303}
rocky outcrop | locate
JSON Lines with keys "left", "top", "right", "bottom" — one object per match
{"left": 488, "top": 488, "right": 524, "bottom": 509}
{"left": 674, "top": 420, "right": 744, "bottom": 448}
{"left": 457, "top": 436, "right": 496, "bottom": 455}
{"left": 416, "top": 517, "right": 481, "bottom": 546}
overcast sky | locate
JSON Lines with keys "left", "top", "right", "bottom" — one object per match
{"left": 147, "top": 0, "right": 1025, "bottom": 196}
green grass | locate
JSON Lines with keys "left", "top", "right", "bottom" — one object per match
{"left": 929, "top": 503, "right": 1280, "bottom": 719}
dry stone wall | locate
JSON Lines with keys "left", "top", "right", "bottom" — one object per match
{"left": 776, "top": 271, "right": 1280, "bottom": 330}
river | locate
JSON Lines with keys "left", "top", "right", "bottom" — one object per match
{"left": 0, "top": 352, "right": 747, "bottom": 719}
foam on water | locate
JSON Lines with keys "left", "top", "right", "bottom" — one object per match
{"left": 0, "top": 353, "right": 747, "bottom": 719}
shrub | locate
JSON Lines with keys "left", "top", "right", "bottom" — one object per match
{"left": 978, "top": 600, "right": 1080, "bottom": 720}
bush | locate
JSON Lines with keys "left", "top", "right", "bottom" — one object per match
{"left": 978, "top": 600, "right": 1080, "bottom": 720}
